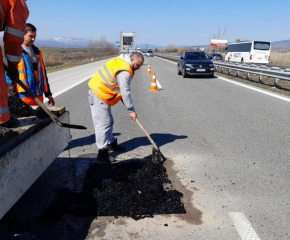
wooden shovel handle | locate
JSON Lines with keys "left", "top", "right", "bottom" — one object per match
{"left": 15, "top": 79, "right": 62, "bottom": 126}
{"left": 135, "top": 118, "right": 159, "bottom": 151}
{"left": 9, "top": 78, "right": 87, "bottom": 129}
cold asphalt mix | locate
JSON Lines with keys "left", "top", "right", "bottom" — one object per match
{"left": 0, "top": 96, "right": 48, "bottom": 146}
{"left": 0, "top": 96, "right": 187, "bottom": 239}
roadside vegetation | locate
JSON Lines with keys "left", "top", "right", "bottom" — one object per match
{"left": 42, "top": 37, "right": 118, "bottom": 73}
{"left": 41, "top": 34, "right": 289, "bottom": 74}
{"left": 268, "top": 51, "right": 290, "bottom": 67}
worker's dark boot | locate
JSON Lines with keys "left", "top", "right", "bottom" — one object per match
{"left": 108, "top": 138, "right": 125, "bottom": 153}
{"left": 0, "top": 117, "right": 20, "bottom": 128}
{"left": 97, "top": 149, "right": 115, "bottom": 163}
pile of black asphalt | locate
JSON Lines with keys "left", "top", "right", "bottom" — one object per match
{"left": 0, "top": 159, "right": 186, "bottom": 239}
{"left": 0, "top": 96, "right": 34, "bottom": 146}
{"left": 0, "top": 96, "right": 48, "bottom": 146}
{"left": 45, "top": 159, "right": 185, "bottom": 220}
{"left": 0, "top": 127, "right": 19, "bottom": 146}
{"left": 8, "top": 96, "right": 36, "bottom": 119}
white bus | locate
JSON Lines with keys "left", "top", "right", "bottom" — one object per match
{"left": 225, "top": 41, "right": 271, "bottom": 64}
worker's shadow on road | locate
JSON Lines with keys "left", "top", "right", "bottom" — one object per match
{"left": 64, "top": 133, "right": 121, "bottom": 150}
{"left": 120, "top": 133, "right": 188, "bottom": 151}
{"left": 66, "top": 133, "right": 187, "bottom": 151}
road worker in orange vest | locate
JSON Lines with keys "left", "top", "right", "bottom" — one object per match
{"left": 6, "top": 23, "right": 55, "bottom": 106}
{"left": 88, "top": 52, "right": 144, "bottom": 163}
{"left": 0, "top": 0, "right": 29, "bottom": 128}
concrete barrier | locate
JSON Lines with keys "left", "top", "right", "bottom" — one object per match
{"left": 0, "top": 111, "right": 71, "bottom": 219}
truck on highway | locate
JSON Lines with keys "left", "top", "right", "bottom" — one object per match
{"left": 120, "top": 31, "right": 136, "bottom": 53}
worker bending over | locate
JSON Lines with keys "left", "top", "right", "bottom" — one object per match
{"left": 88, "top": 52, "right": 144, "bottom": 163}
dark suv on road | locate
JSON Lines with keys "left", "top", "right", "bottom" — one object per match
{"left": 177, "top": 51, "right": 215, "bottom": 78}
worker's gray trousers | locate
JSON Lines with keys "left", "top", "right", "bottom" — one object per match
{"left": 88, "top": 89, "right": 115, "bottom": 150}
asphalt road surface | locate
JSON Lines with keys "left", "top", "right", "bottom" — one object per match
{"left": 2, "top": 55, "right": 290, "bottom": 240}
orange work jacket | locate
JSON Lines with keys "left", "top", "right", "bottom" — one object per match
{"left": 0, "top": 0, "right": 29, "bottom": 124}
{"left": 0, "top": 0, "right": 29, "bottom": 68}
{"left": 16, "top": 47, "right": 49, "bottom": 105}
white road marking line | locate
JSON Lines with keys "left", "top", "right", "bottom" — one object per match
{"left": 229, "top": 212, "right": 261, "bottom": 240}
{"left": 218, "top": 76, "right": 290, "bottom": 103}
{"left": 155, "top": 56, "right": 177, "bottom": 64}
{"left": 44, "top": 75, "right": 94, "bottom": 103}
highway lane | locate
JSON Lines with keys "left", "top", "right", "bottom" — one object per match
{"left": 47, "top": 58, "right": 112, "bottom": 97}
{"left": 55, "top": 56, "right": 290, "bottom": 239}
{"left": 5, "top": 56, "right": 290, "bottom": 239}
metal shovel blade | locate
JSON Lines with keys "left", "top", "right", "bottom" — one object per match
{"left": 152, "top": 147, "right": 165, "bottom": 164}
{"left": 14, "top": 79, "right": 87, "bottom": 130}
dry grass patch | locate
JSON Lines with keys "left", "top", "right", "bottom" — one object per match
{"left": 269, "top": 51, "right": 290, "bottom": 67}
{"left": 41, "top": 47, "right": 119, "bottom": 73}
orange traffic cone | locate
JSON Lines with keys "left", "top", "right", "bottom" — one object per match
{"left": 147, "top": 63, "right": 151, "bottom": 74}
{"left": 149, "top": 71, "right": 158, "bottom": 91}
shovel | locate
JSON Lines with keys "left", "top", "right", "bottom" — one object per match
{"left": 135, "top": 118, "right": 165, "bottom": 164}
{"left": 14, "top": 79, "right": 87, "bottom": 130}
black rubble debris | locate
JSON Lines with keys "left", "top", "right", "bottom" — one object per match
{"left": 34, "top": 106, "right": 49, "bottom": 119}
{"left": 45, "top": 160, "right": 186, "bottom": 221}
{"left": 8, "top": 96, "right": 49, "bottom": 119}
{"left": 0, "top": 96, "right": 49, "bottom": 146}
{"left": 0, "top": 96, "right": 34, "bottom": 146}
{"left": 8, "top": 96, "right": 35, "bottom": 118}
{"left": 0, "top": 127, "right": 19, "bottom": 146}
{"left": 0, "top": 159, "right": 186, "bottom": 239}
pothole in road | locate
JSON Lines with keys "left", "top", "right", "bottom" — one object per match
{"left": 44, "top": 158, "right": 187, "bottom": 220}
{"left": 0, "top": 157, "right": 202, "bottom": 239}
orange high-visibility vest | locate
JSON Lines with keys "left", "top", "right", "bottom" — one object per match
{"left": 16, "top": 49, "right": 49, "bottom": 105}
{"left": 88, "top": 57, "right": 134, "bottom": 106}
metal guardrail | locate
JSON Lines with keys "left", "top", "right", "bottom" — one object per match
{"left": 213, "top": 61, "right": 290, "bottom": 87}
{"left": 154, "top": 53, "right": 290, "bottom": 87}
{"left": 154, "top": 53, "right": 180, "bottom": 62}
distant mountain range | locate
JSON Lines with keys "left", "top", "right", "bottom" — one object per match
{"left": 35, "top": 37, "right": 290, "bottom": 50}
{"left": 35, "top": 37, "right": 89, "bottom": 47}
{"left": 271, "top": 39, "right": 290, "bottom": 50}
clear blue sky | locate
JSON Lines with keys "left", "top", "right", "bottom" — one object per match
{"left": 26, "top": 0, "right": 290, "bottom": 46}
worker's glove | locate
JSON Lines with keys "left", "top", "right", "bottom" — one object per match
{"left": 6, "top": 66, "right": 19, "bottom": 82}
